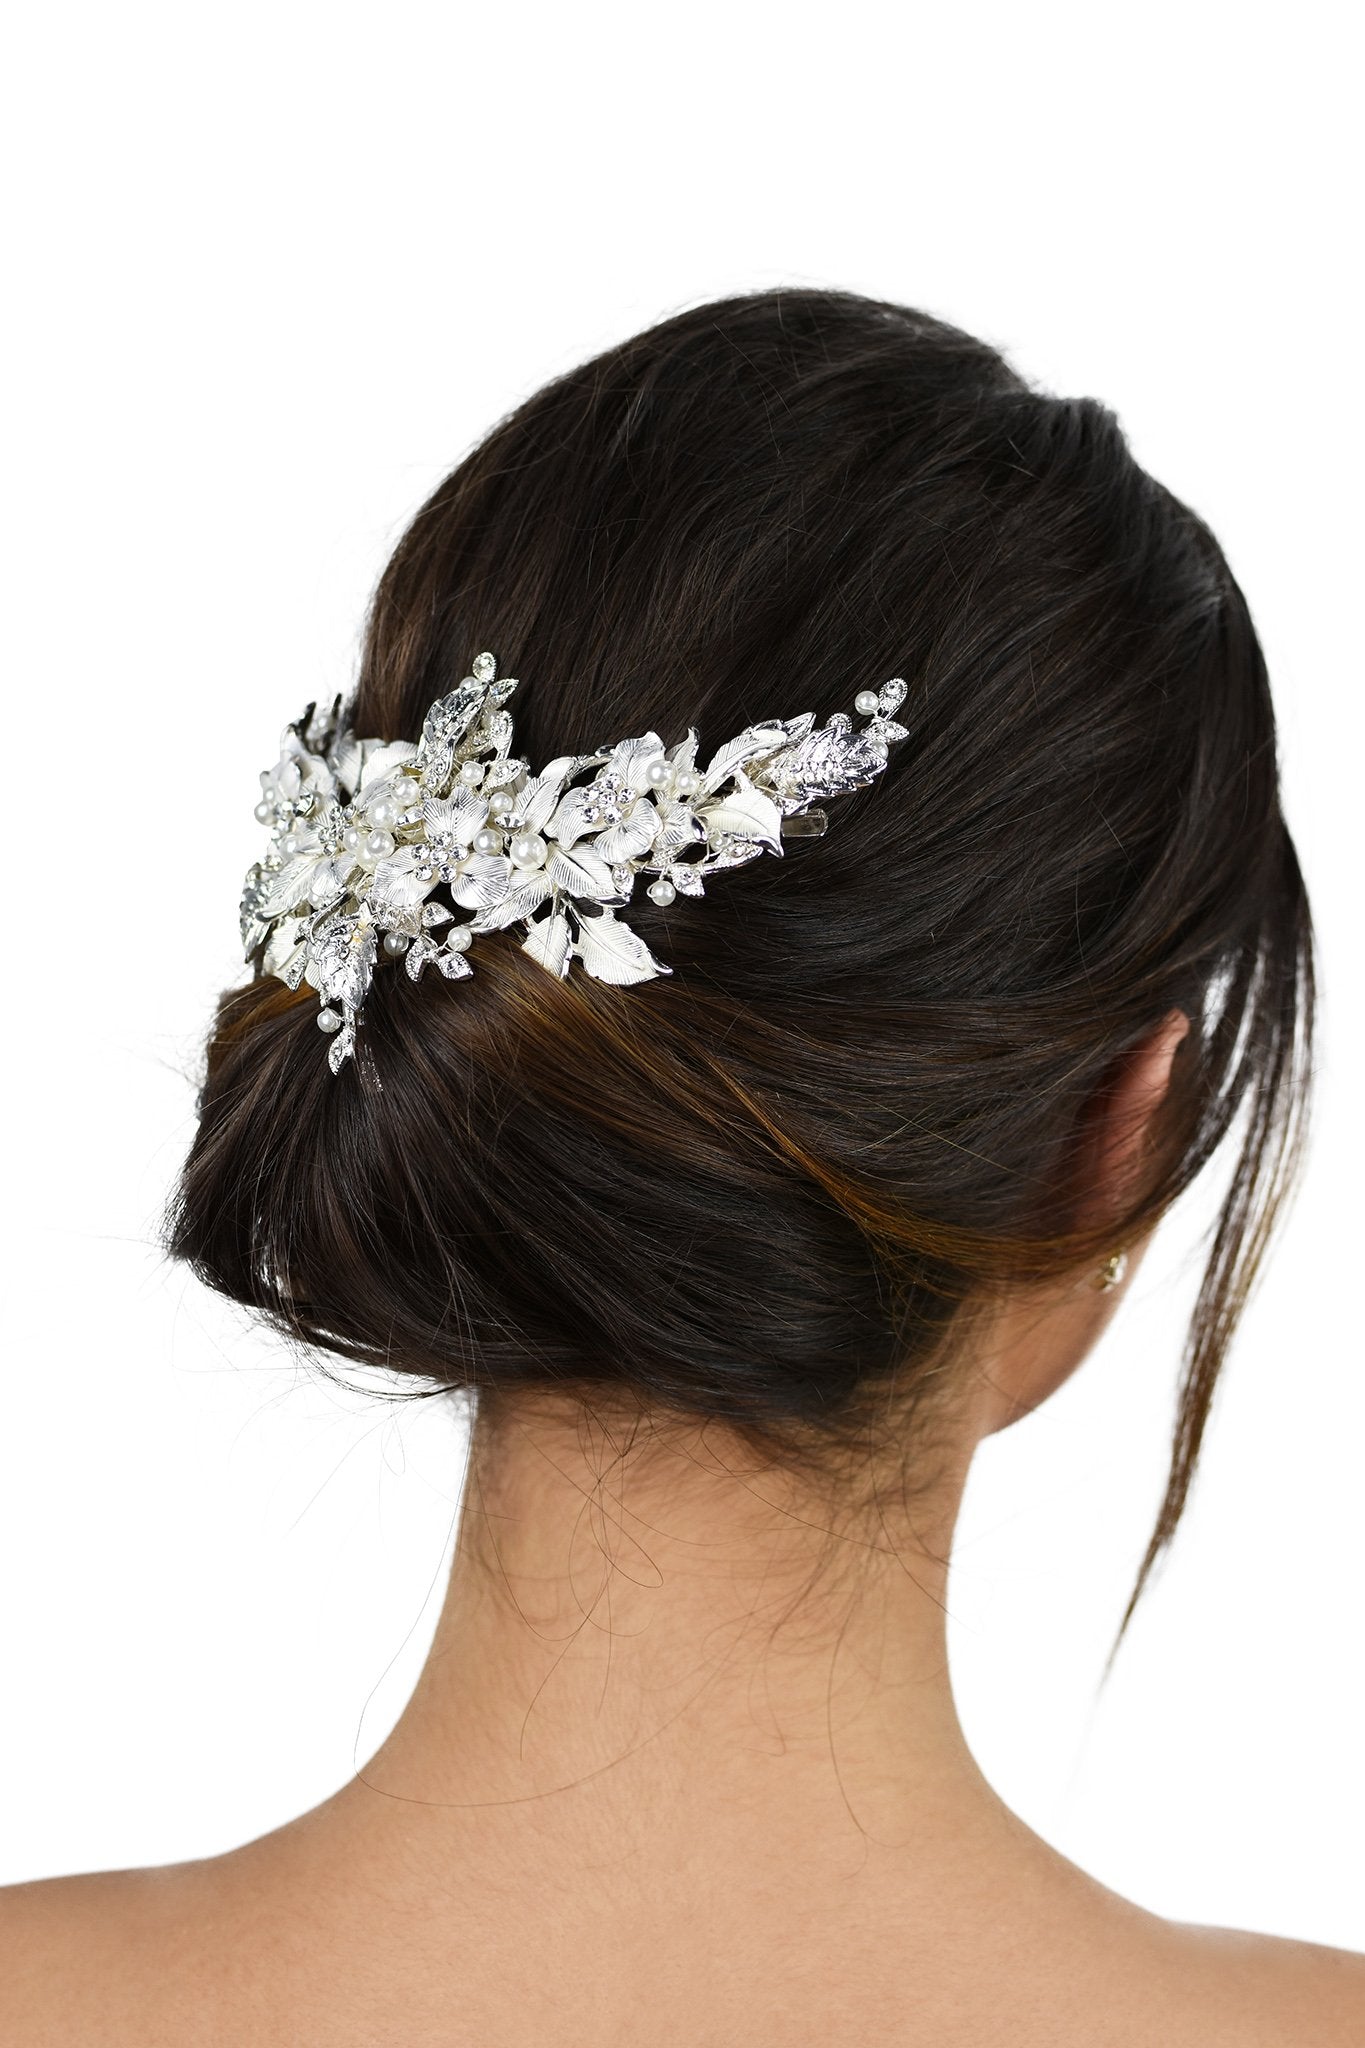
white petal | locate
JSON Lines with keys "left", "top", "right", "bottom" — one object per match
{"left": 594, "top": 799, "right": 658, "bottom": 862}
{"left": 424, "top": 789, "right": 488, "bottom": 845}
{"left": 367, "top": 849, "right": 434, "bottom": 916}
{"left": 544, "top": 784, "right": 600, "bottom": 852}
{"left": 451, "top": 853, "right": 513, "bottom": 911}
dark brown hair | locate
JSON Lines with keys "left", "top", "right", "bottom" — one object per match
{"left": 167, "top": 288, "right": 1314, "bottom": 1624}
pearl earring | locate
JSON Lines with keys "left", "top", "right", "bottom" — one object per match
{"left": 1094, "top": 1248, "right": 1129, "bottom": 1291}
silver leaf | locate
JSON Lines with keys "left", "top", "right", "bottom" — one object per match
{"left": 263, "top": 915, "right": 306, "bottom": 980}
{"left": 328, "top": 732, "right": 365, "bottom": 799}
{"left": 405, "top": 934, "right": 440, "bottom": 981}
{"left": 312, "top": 918, "right": 378, "bottom": 1011}
{"left": 511, "top": 755, "right": 579, "bottom": 835}
{"left": 701, "top": 837, "right": 767, "bottom": 872}
{"left": 327, "top": 1018, "right": 356, "bottom": 1073}
{"left": 304, "top": 696, "right": 343, "bottom": 754}
{"left": 467, "top": 871, "right": 552, "bottom": 932}
{"left": 877, "top": 678, "right": 907, "bottom": 718}
{"left": 255, "top": 853, "right": 325, "bottom": 920}
{"left": 420, "top": 901, "right": 454, "bottom": 927}
{"left": 417, "top": 680, "right": 489, "bottom": 789}
{"left": 358, "top": 741, "right": 419, "bottom": 790}
{"left": 481, "top": 756, "right": 529, "bottom": 792}
{"left": 607, "top": 732, "right": 667, "bottom": 795}
{"left": 436, "top": 949, "right": 474, "bottom": 981}
{"left": 698, "top": 771, "right": 784, "bottom": 854}
{"left": 699, "top": 714, "right": 814, "bottom": 797}
{"left": 522, "top": 909, "right": 572, "bottom": 978}
{"left": 650, "top": 793, "right": 705, "bottom": 861}
{"left": 308, "top": 856, "right": 356, "bottom": 906}
{"left": 278, "top": 942, "right": 311, "bottom": 989}
{"left": 547, "top": 842, "right": 617, "bottom": 901}
{"left": 573, "top": 909, "right": 671, "bottom": 987}
{"left": 767, "top": 722, "right": 890, "bottom": 810}
{"left": 667, "top": 862, "right": 705, "bottom": 897}
{"left": 471, "top": 651, "right": 497, "bottom": 683}
{"left": 240, "top": 864, "right": 270, "bottom": 953}
{"left": 666, "top": 727, "right": 700, "bottom": 775}
{"left": 465, "top": 704, "right": 515, "bottom": 760}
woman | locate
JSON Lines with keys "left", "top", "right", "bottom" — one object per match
{"left": 5, "top": 289, "right": 1359, "bottom": 2044}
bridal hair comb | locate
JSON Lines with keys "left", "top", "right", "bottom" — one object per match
{"left": 240, "top": 653, "right": 910, "bottom": 1071}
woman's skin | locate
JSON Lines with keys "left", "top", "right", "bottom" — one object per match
{"left": 4, "top": 1011, "right": 1361, "bottom": 2045}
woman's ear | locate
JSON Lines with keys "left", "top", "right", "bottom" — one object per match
{"left": 972, "top": 1007, "right": 1193, "bottom": 1436}
{"left": 1081, "top": 1007, "right": 1192, "bottom": 1228}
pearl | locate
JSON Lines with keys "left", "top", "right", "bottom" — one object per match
{"left": 673, "top": 769, "right": 700, "bottom": 798}
{"left": 254, "top": 799, "right": 274, "bottom": 824}
{"left": 647, "top": 877, "right": 676, "bottom": 906}
{"left": 364, "top": 828, "right": 396, "bottom": 860}
{"left": 459, "top": 760, "right": 485, "bottom": 787}
{"left": 382, "top": 931, "right": 409, "bottom": 957}
{"left": 509, "top": 831, "right": 547, "bottom": 868}
{"left": 446, "top": 925, "right": 472, "bottom": 952}
{"left": 854, "top": 689, "right": 880, "bottom": 716}
{"left": 486, "top": 788, "right": 513, "bottom": 819}
{"left": 369, "top": 797, "right": 398, "bottom": 830}
{"left": 646, "top": 758, "right": 672, "bottom": 789}
{"left": 259, "top": 769, "right": 273, "bottom": 790}
{"left": 472, "top": 826, "right": 503, "bottom": 855}
{"left": 343, "top": 824, "right": 362, "bottom": 851}
{"left": 317, "top": 1007, "right": 343, "bottom": 1034}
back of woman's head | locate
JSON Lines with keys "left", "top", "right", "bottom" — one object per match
{"left": 167, "top": 287, "right": 1313, "bottom": 1616}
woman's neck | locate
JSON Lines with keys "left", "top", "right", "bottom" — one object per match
{"left": 334, "top": 1387, "right": 1011, "bottom": 1878}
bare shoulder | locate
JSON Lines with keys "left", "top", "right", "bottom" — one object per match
{"left": 1147, "top": 1918, "right": 1365, "bottom": 2047}
{"left": 0, "top": 1862, "right": 229, "bottom": 2047}
{"left": 2, "top": 1855, "right": 1363, "bottom": 2048}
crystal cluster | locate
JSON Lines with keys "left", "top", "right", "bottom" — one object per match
{"left": 241, "top": 652, "right": 909, "bottom": 1071}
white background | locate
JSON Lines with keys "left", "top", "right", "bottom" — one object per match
{"left": 2, "top": 1, "right": 1360, "bottom": 1949}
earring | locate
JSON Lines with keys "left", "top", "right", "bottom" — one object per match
{"left": 1094, "top": 1248, "right": 1129, "bottom": 1291}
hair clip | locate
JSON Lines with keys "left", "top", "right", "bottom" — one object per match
{"left": 239, "top": 653, "right": 909, "bottom": 1070}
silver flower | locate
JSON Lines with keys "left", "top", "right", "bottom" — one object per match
{"left": 240, "top": 650, "right": 910, "bottom": 1068}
